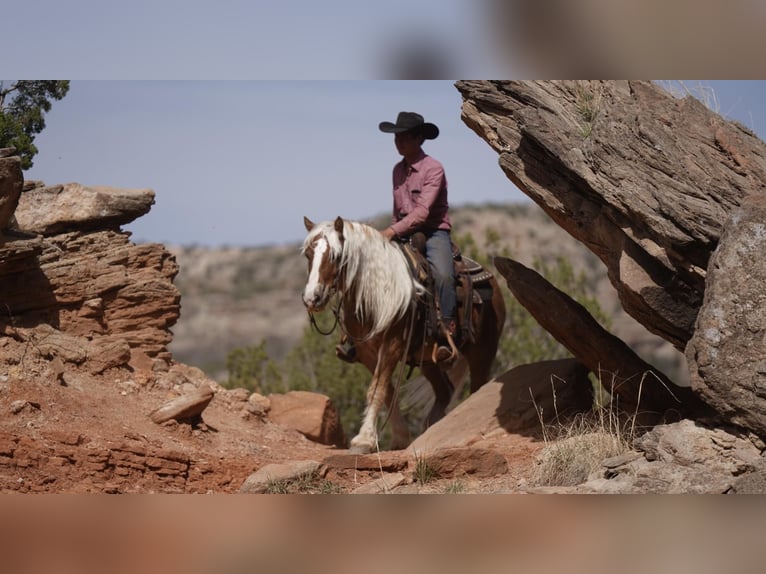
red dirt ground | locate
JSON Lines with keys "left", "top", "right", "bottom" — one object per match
{"left": 0, "top": 349, "right": 542, "bottom": 494}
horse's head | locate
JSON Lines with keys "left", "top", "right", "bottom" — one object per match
{"left": 301, "top": 216, "right": 345, "bottom": 312}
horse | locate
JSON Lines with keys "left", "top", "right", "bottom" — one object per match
{"left": 301, "top": 216, "right": 506, "bottom": 454}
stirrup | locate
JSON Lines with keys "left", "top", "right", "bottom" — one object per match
{"left": 432, "top": 330, "right": 458, "bottom": 365}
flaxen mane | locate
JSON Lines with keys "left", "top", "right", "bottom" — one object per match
{"left": 302, "top": 219, "right": 424, "bottom": 336}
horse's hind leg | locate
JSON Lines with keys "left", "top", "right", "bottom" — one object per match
{"left": 421, "top": 364, "right": 454, "bottom": 428}
{"left": 384, "top": 380, "right": 410, "bottom": 450}
{"left": 444, "top": 356, "right": 469, "bottom": 411}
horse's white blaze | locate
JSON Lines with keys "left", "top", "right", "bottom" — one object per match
{"left": 303, "top": 236, "right": 328, "bottom": 308}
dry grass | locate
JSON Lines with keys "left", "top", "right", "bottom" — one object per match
{"left": 657, "top": 80, "right": 720, "bottom": 114}
{"left": 412, "top": 451, "right": 438, "bottom": 485}
{"left": 531, "top": 409, "right": 635, "bottom": 487}
{"left": 530, "top": 373, "right": 644, "bottom": 487}
{"left": 572, "top": 80, "right": 604, "bottom": 139}
{"left": 443, "top": 479, "right": 467, "bottom": 494}
{"left": 265, "top": 471, "right": 343, "bottom": 494}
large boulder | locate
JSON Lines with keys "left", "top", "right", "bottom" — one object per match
{"left": 409, "top": 358, "right": 593, "bottom": 453}
{"left": 0, "top": 230, "right": 180, "bottom": 359}
{"left": 686, "top": 192, "right": 766, "bottom": 436}
{"left": 15, "top": 182, "right": 154, "bottom": 235}
{"left": 577, "top": 420, "right": 764, "bottom": 494}
{"left": 456, "top": 80, "right": 766, "bottom": 351}
{"left": 268, "top": 391, "right": 346, "bottom": 447}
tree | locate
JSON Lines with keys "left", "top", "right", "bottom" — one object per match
{"left": 223, "top": 340, "right": 283, "bottom": 393}
{"left": 0, "top": 80, "right": 70, "bottom": 170}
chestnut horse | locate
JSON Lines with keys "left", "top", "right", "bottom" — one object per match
{"left": 302, "top": 216, "right": 505, "bottom": 454}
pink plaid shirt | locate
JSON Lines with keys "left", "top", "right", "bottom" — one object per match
{"left": 389, "top": 151, "right": 451, "bottom": 237}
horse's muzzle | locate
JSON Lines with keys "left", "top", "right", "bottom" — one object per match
{"left": 302, "top": 287, "right": 328, "bottom": 312}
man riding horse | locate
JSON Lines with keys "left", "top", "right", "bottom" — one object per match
{"left": 337, "top": 111, "right": 458, "bottom": 365}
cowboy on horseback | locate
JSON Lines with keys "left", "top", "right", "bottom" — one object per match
{"left": 337, "top": 111, "right": 458, "bottom": 365}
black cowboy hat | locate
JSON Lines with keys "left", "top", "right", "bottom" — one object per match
{"left": 379, "top": 111, "right": 439, "bottom": 140}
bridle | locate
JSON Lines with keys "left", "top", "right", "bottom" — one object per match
{"left": 307, "top": 300, "right": 341, "bottom": 336}
{"left": 306, "top": 236, "right": 344, "bottom": 336}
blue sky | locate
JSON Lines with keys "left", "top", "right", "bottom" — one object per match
{"left": 24, "top": 81, "right": 527, "bottom": 246}
{"left": 23, "top": 80, "right": 766, "bottom": 247}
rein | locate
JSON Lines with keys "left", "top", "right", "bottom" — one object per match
{"left": 307, "top": 305, "right": 340, "bottom": 336}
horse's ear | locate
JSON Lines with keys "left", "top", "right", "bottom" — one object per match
{"left": 334, "top": 216, "right": 344, "bottom": 236}
{"left": 303, "top": 216, "right": 315, "bottom": 232}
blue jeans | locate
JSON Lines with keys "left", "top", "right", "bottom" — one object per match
{"left": 424, "top": 229, "right": 456, "bottom": 323}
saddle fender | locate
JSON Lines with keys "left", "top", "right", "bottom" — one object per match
{"left": 398, "top": 233, "right": 495, "bottom": 347}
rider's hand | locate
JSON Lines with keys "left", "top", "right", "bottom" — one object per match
{"left": 381, "top": 227, "right": 396, "bottom": 241}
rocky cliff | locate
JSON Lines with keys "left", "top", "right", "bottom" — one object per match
{"left": 457, "top": 80, "right": 766, "bottom": 435}
{"left": 0, "top": 165, "right": 180, "bottom": 367}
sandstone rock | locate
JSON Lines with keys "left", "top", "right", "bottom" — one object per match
{"left": 0, "top": 230, "right": 180, "bottom": 359}
{"left": 686, "top": 192, "right": 766, "bottom": 436}
{"left": 149, "top": 385, "right": 215, "bottom": 424}
{"left": 578, "top": 420, "right": 764, "bottom": 493}
{"left": 0, "top": 234, "right": 42, "bottom": 269}
{"left": 9, "top": 325, "right": 133, "bottom": 373}
{"left": 351, "top": 472, "right": 408, "bottom": 494}
{"left": 246, "top": 392, "right": 271, "bottom": 417}
{"left": 238, "top": 460, "right": 324, "bottom": 494}
{"left": 457, "top": 80, "right": 766, "bottom": 351}
{"left": 409, "top": 359, "right": 592, "bottom": 453}
{"left": 10, "top": 400, "right": 40, "bottom": 415}
{"left": 494, "top": 255, "right": 708, "bottom": 418}
{"left": 128, "top": 349, "right": 156, "bottom": 385}
{"left": 728, "top": 467, "right": 766, "bottom": 494}
{"left": 323, "top": 451, "right": 409, "bottom": 472}
{"left": 268, "top": 390, "right": 346, "bottom": 447}
{"left": 417, "top": 447, "right": 509, "bottom": 479}
{"left": 86, "top": 335, "right": 132, "bottom": 374}
{"left": 634, "top": 419, "right": 762, "bottom": 474}
{"left": 15, "top": 183, "right": 154, "bottom": 235}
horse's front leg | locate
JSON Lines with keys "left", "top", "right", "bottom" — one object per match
{"left": 349, "top": 371, "right": 386, "bottom": 454}
{"left": 349, "top": 344, "right": 398, "bottom": 454}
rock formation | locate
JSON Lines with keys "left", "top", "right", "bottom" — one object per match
{"left": 493, "top": 256, "right": 711, "bottom": 420}
{"left": 686, "top": 192, "right": 766, "bottom": 436}
{"left": 457, "top": 80, "right": 766, "bottom": 351}
{"left": 0, "top": 174, "right": 180, "bottom": 364}
{"left": 458, "top": 80, "right": 766, "bottom": 440}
